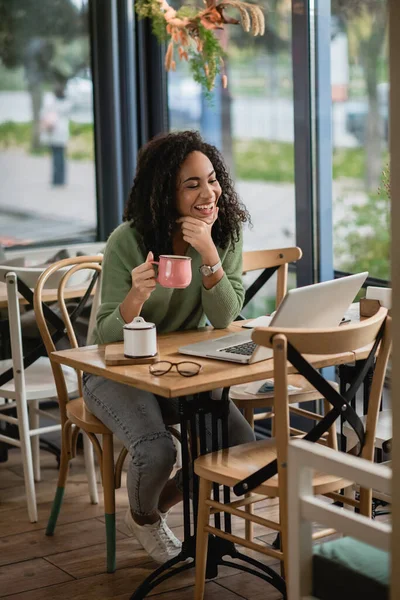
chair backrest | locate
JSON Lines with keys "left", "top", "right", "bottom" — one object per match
{"left": 242, "top": 247, "right": 302, "bottom": 309}
{"left": 3, "top": 242, "right": 105, "bottom": 267}
{"left": 0, "top": 262, "right": 93, "bottom": 290}
{"left": 34, "top": 256, "right": 103, "bottom": 425}
{"left": 0, "top": 266, "right": 47, "bottom": 394}
{"left": 251, "top": 307, "right": 392, "bottom": 515}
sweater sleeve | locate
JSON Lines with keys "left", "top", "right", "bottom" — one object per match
{"left": 95, "top": 233, "right": 134, "bottom": 344}
{"left": 201, "top": 232, "right": 244, "bottom": 329}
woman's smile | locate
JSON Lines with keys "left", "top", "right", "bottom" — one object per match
{"left": 193, "top": 200, "right": 217, "bottom": 219}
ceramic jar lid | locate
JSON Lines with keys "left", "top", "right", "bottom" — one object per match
{"left": 123, "top": 316, "right": 155, "bottom": 330}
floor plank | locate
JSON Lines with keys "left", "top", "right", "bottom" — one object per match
{"left": 0, "top": 565, "right": 178, "bottom": 600}
{"left": 0, "top": 518, "right": 126, "bottom": 567}
{"left": 216, "top": 571, "right": 284, "bottom": 600}
{"left": 146, "top": 564, "right": 242, "bottom": 597}
{"left": 152, "top": 581, "right": 243, "bottom": 599}
{"left": 45, "top": 537, "right": 154, "bottom": 579}
{"left": 0, "top": 469, "right": 24, "bottom": 490}
{"left": 0, "top": 488, "right": 130, "bottom": 538}
{"left": 0, "top": 558, "right": 73, "bottom": 597}
{"left": 0, "top": 479, "right": 97, "bottom": 511}
{"left": 0, "top": 565, "right": 246, "bottom": 600}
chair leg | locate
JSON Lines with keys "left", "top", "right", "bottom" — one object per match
{"left": 83, "top": 433, "right": 99, "bottom": 505}
{"left": 103, "top": 432, "right": 116, "bottom": 573}
{"left": 15, "top": 393, "right": 37, "bottom": 523}
{"left": 29, "top": 400, "right": 41, "bottom": 482}
{"left": 46, "top": 420, "right": 72, "bottom": 535}
{"left": 359, "top": 486, "right": 373, "bottom": 518}
{"left": 243, "top": 407, "right": 254, "bottom": 542}
{"left": 343, "top": 484, "right": 356, "bottom": 512}
{"left": 195, "top": 478, "right": 213, "bottom": 600}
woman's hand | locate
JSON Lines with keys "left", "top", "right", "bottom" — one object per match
{"left": 120, "top": 252, "right": 156, "bottom": 323}
{"left": 176, "top": 207, "right": 219, "bottom": 259}
{"left": 130, "top": 251, "right": 157, "bottom": 304}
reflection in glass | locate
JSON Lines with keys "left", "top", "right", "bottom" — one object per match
{"left": 0, "top": 0, "right": 96, "bottom": 248}
{"left": 168, "top": 1, "right": 296, "bottom": 317}
{"left": 331, "top": 0, "right": 389, "bottom": 280}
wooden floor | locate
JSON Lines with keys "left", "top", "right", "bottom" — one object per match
{"left": 0, "top": 441, "right": 284, "bottom": 600}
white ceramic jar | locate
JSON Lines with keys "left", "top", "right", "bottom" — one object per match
{"left": 123, "top": 316, "right": 157, "bottom": 358}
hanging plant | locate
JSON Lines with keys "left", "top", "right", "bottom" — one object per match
{"left": 135, "top": 0, "right": 265, "bottom": 92}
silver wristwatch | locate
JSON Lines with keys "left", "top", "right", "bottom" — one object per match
{"left": 199, "top": 260, "right": 222, "bottom": 277}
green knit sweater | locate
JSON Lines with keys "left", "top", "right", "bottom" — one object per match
{"left": 92, "top": 222, "right": 244, "bottom": 345}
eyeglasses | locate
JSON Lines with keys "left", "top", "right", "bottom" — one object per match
{"left": 149, "top": 361, "right": 203, "bottom": 377}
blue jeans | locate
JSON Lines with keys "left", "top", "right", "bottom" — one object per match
{"left": 82, "top": 373, "right": 255, "bottom": 516}
{"left": 51, "top": 145, "right": 66, "bottom": 185}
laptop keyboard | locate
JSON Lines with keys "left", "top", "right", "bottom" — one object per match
{"left": 218, "top": 341, "right": 257, "bottom": 356}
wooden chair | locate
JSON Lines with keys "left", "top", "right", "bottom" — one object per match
{"left": 241, "top": 247, "right": 302, "bottom": 314}
{"left": 194, "top": 308, "right": 392, "bottom": 599}
{"left": 237, "top": 247, "right": 332, "bottom": 541}
{"left": 287, "top": 439, "right": 391, "bottom": 600}
{"left": 344, "top": 409, "right": 392, "bottom": 456}
{"left": 34, "top": 255, "right": 180, "bottom": 573}
{"left": 238, "top": 247, "right": 327, "bottom": 429}
{"left": 0, "top": 264, "right": 97, "bottom": 523}
{"left": 33, "top": 255, "right": 124, "bottom": 574}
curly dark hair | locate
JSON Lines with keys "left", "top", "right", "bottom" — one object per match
{"left": 123, "top": 130, "right": 251, "bottom": 258}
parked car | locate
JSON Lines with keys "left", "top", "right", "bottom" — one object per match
{"left": 66, "top": 70, "right": 93, "bottom": 112}
{"left": 345, "top": 82, "right": 389, "bottom": 144}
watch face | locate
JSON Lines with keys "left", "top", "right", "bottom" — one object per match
{"left": 200, "top": 265, "right": 212, "bottom": 276}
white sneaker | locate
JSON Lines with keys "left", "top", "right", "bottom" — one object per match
{"left": 124, "top": 509, "right": 182, "bottom": 564}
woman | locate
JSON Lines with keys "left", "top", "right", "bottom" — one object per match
{"left": 83, "top": 130, "right": 255, "bottom": 563}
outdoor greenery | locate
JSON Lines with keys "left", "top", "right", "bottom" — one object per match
{"left": 233, "top": 138, "right": 389, "bottom": 183}
{"left": 334, "top": 165, "right": 391, "bottom": 280}
{"left": 0, "top": 121, "right": 94, "bottom": 160}
{"left": 0, "top": 64, "right": 25, "bottom": 91}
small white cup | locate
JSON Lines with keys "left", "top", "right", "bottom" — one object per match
{"left": 123, "top": 316, "right": 157, "bottom": 358}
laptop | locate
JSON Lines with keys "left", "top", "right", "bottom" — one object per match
{"left": 179, "top": 272, "right": 368, "bottom": 364}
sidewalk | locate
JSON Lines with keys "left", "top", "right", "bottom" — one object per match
{"left": 0, "top": 150, "right": 96, "bottom": 245}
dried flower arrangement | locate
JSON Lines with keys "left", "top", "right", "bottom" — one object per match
{"left": 135, "top": 0, "right": 265, "bottom": 91}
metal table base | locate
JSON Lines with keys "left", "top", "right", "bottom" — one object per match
{"left": 130, "top": 390, "right": 286, "bottom": 599}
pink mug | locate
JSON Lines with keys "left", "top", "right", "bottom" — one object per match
{"left": 151, "top": 255, "right": 192, "bottom": 289}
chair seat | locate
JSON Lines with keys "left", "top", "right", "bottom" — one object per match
{"left": 66, "top": 397, "right": 111, "bottom": 434}
{"left": 230, "top": 375, "right": 338, "bottom": 407}
{"left": 344, "top": 410, "right": 392, "bottom": 451}
{"left": 194, "top": 438, "right": 349, "bottom": 496}
{"left": 312, "top": 537, "right": 389, "bottom": 600}
{"left": 0, "top": 357, "right": 78, "bottom": 400}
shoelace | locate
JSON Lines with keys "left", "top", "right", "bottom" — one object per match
{"left": 154, "top": 520, "right": 180, "bottom": 550}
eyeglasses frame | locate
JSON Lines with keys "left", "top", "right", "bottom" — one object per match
{"left": 149, "top": 360, "right": 203, "bottom": 377}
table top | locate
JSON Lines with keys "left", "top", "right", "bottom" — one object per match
{"left": 0, "top": 283, "right": 93, "bottom": 310}
{"left": 51, "top": 319, "right": 373, "bottom": 399}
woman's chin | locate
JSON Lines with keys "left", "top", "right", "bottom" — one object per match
{"left": 192, "top": 210, "right": 216, "bottom": 223}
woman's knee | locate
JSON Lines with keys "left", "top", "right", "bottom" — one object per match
{"left": 130, "top": 431, "right": 177, "bottom": 475}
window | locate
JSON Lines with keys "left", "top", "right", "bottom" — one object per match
{"left": 331, "top": 1, "right": 389, "bottom": 281}
{"left": 168, "top": 1, "right": 296, "bottom": 316}
{"left": 0, "top": 0, "right": 97, "bottom": 248}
